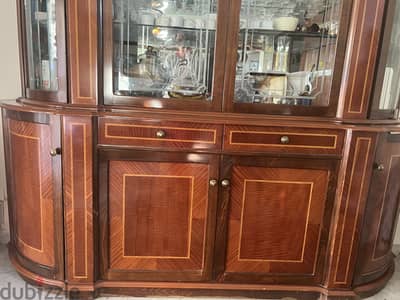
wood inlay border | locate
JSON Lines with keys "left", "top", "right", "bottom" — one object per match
{"left": 63, "top": 117, "right": 93, "bottom": 282}
{"left": 237, "top": 180, "right": 314, "bottom": 263}
{"left": 9, "top": 130, "right": 44, "bottom": 254}
{"left": 229, "top": 131, "right": 338, "bottom": 149}
{"left": 371, "top": 154, "right": 400, "bottom": 261}
{"left": 70, "top": 123, "right": 89, "bottom": 279}
{"left": 333, "top": 137, "right": 372, "bottom": 284}
{"left": 68, "top": 0, "right": 97, "bottom": 104}
{"left": 121, "top": 174, "right": 194, "bottom": 260}
{"left": 105, "top": 123, "right": 217, "bottom": 144}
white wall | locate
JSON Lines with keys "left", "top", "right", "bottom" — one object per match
{"left": 0, "top": 0, "right": 21, "bottom": 231}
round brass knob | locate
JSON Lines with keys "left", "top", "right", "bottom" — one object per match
{"left": 280, "top": 136, "right": 290, "bottom": 144}
{"left": 156, "top": 130, "right": 166, "bottom": 138}
{"left": 221, "top": 179, "right": 230, "bottom": 188}
{"left": 50, "top": 148, "right": 61, "bottom": 157}
{"left": 209, "top": 179, "right": 218, "bottom": 187}
{"left": 376, "top": 164, "right": 385, "bottom": 171}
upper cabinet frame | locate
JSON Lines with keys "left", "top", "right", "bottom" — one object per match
{"left": 17, "top": 0, "right": 67, "bottom": 103}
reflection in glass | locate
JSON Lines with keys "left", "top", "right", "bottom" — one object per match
{"left": 113, "top": 0, "right": 218, "bottom": 101}
{"left": 25, "top": 0, "right": 58, "bottom": 91}
{"left": 234, "top": 0, "right": 343, "bottom": 107}
{"left": 378, "top": 1, "right": 400, "bottom": 111}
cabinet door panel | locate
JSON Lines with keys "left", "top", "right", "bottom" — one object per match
{"left": 99, "top": 150, "right": 218, "bottom": 282}
{"left": 216, "top": 156, "right": 338, "bottom": 284}
{"left": 355, "top": 133, "right": 400, "bottom": 285}
{"left": 3, "top": 111, "right": 63, "bottom": 280}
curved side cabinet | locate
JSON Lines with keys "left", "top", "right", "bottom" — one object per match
{"left": 355, "top": 132, "right": 400, "bottom": 286}
{"left": 2, "top": 109, "right": 64, "bottom": 280}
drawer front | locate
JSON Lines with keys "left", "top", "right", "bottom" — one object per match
{"left": 99, "top": 118, "right": 222, "bottom": 150}
{"left": 224, "top": 125, "right": 345, "bottom": 155}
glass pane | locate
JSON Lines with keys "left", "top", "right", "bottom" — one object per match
{"left": 378, "top": 1, "right": 400, "bottom": 111}
{"left": 234, "top": 0, "right": 343, "bottom": 107}
{"left": 25, "top": 0, "right": 58, "bottom": 91}
{"left": 112, "top": 0, "right": 218, "bottom": 100}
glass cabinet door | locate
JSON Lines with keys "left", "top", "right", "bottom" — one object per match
{"left": 370, "top": 0, "right": 400, "bottom": 119}
{"left": 224, "top": 0, "right": 348, "bottom": 116}
{"left": 104, "top": 0, "right": 226, "bottom": 110}
{"left": 22, "top": 0, "right": 67, "bottom": 101}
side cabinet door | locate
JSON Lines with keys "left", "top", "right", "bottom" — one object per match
{"left": 355, "top": 132, "right": 400, "bottom": 285}
{"left": 215, "top": 156, "right": 338, "bottom": 285}
{"left": 2, "top": 110, "right": 63, "bottom": 280}
{"left": 99, "top": 150, "right": 219, "bottom": 282}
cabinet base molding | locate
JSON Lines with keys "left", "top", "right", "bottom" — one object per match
{"left": 9, "top": 247, "right": 395, "bottom": 300}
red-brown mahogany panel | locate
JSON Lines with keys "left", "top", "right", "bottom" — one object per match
{"left": 339, "top": 0, "right": 386, "bottom": 118}
{"left": 224, "top": 165, "right": 329, "bottom": 276}
{"left": 8, "top": 119, "right": 55, "bottom": 267}
{"left": 99, "top": 117, "right": 223, "bottom": 150}
{"left": 63, "top": 116, "right": 94, "bottom": 282}
{"left": 67, "top": 0, "right": 97, "bottom": 104}
{"left": 108, "top": 160, "right": 209, "bottom": 273}
{"left": 354, "top": 132, "right": 400, "bottom": 285}
{"left": 326, "top": 132, "right": 377, "bottom": 288}
{"left": 224, "top": 125, "right": 345, "bottom": 155}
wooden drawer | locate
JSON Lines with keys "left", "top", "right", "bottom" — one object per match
{"left": 224, "top": 125, "right": 345, "bottom": 155}
{"left": 99, "top": 118, "right": 222, "bottom": 150}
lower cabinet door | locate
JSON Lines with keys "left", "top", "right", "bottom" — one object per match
{"left": 3, "top": 110, "right": 63, "bottom": 280}
{"left": 215, "top": 156, "right": 338, "bottom": 285}
{"left": 99, "top": 149, "right": 219, "bottom": 281}
{"left": 355, "top": 132, "right": 400, "bottom": 285}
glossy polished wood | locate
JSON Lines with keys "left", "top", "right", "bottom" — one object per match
{"left": 67, "top": 0, "right": 98, "bottom": 105}
{"left": 326, "top": 132, "right": 377, "bottom": 288}
{"left": 99, "top": 117, "right": 223, "bottom": 150}
{"left": 224, "top": 125, "right": 345, "bottom": 156}
{"left": 63, "top": 116, "right": 94, "bottom": 283}
{"left": 340, "top": 0, "right": 386, "bottom": 119}
{"left": 3, "top": 110, "right": 64, "bottom": 280}
{"left": 354, "top": 132, "right": 400, "bottom": 285}
{"left": 99, "top": 150, "right": 219, "bottom": 282}
{"left": 215, "top": 156, "right": 339, "bottom": 285}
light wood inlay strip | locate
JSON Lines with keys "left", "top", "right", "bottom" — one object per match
{"left": 105, "top": 123, "right": 217, "bottom": 144}
{"left": 10, "top": 129, "right": 44, "bottom": 254}
{"left": 237, "top": 179, "right": 314, "bottom": 263}
{"left": 122, "top": 174, "right": 194, "bottom": 259}
{"left": 334, "top": 137, "right": 372, "bottom": 284}
{"left": 229, "top": 130, "right": 338, "bottom": 149}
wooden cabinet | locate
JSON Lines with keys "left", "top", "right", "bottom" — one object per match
{"left": 355, "top": 132, "right": 400, "bottom": 285}
{"left": 98, "top": 149, "right": 219, "bottom": 281}
{"left": 2, "top": 110, "right": 63, "bottom": 280}
{"left": 215, "top": 156, "right": 338, "bottom": 284}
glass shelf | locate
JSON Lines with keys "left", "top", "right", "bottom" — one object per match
{"left": 112, "top": 0, "right": 218, "bottom": 101}
{"left": 233, "top": 0, "right": 343, "bottom": 109}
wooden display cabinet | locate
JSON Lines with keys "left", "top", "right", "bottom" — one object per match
{"left": 2, "top": 0, "right": 400, "bottom": 299}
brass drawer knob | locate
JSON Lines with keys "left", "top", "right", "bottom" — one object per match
{"left": 156, "top": 130, "right": 166, "bottom": 138}
{"left": 280, "top": 136, "right": 290, "bottom": 144}
{"left": 209, "top": 179, "right": 218, "bottom": 187}
{"left": 50, "top": 148, "right": 61, "bottom": 157}
{"left": 221, "top": 179, "right": 230, "bottom": 187}
{"left": 375, "top": 163, "right": 385, "bottom": 171}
